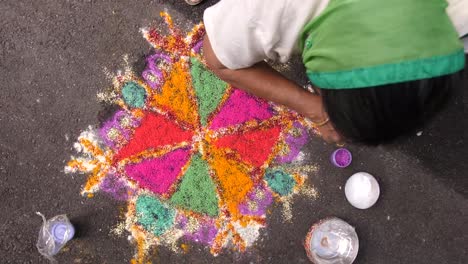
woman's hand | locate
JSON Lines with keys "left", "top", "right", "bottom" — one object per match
{"left": 299, "top": 94, "right": 343, "bottom": 144}
{"left": 204, "top": 34, "right": 343, "bottom": 144}
{"left": 315, "top": 121, "right": 343, "bottom": 144}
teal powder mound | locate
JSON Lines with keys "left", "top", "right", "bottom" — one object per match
{"left": 122, "top": 81, "right": 146, "bottom": 108}
{"left": 265, "top": 169, "right": 296, "bottom": 196}
{"left": 190, "top": 58, "right": 227, "bottom": 126}
{"left": 170, "top": 154, "right": 219, "bottom": 217}
{"left": 135, "top": 194, "right": 176, "bottom": 236}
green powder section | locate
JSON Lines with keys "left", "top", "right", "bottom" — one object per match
{"left": 265, "top": 169, "right": 296, "bottom": 196}
{"left": 135, "top": 194, "right": 175, "bottom": 236}
{"left": 122, "top": 81, "right": 146, "bottom": 108}
{"left": 170, "top": 154, "right": 219, "bottom": 217}
{"left": 190, "top": 58, "right": 227, "bottom": 126}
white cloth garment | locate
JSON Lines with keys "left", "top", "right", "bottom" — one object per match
{"left": 203, "top": 0, "right": 330, "bottom": 69}
{"left": 204, "top": 0, "right": 468, "bottom": 70}
{"left": 447, "top": 0, "right": 468, "bottom": 52}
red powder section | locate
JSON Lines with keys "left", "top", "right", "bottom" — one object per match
{"left": 114, "top": 112, "right": 193, "bottom": 161}
{"left": 125, "top": 148, "right": 191, "bottom": 195}
{"left": 213, "top": 126, "right": 281, "bottom": 167}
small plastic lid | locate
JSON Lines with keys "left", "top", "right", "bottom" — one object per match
{"left": 331, "top": 148, "right": 352, "bottom": 168}
{"left": 51, "top": 223, "right": 75, "bottom": 244}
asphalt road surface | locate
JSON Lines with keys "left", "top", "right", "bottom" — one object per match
{"left": 1, "top": 1, "right": 467, "bottom": 263}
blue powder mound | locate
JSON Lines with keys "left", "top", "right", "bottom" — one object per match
{"left": 265, "top": 169, "right": 296, "bottom": 196}
{"left": 135, "top": 194, "right": 175, "bottom": 236}
{"left": 122, "top": 81, "right": 146, "bottom": 108}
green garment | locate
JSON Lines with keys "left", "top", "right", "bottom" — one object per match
{"left": 300, "top": 0, "right": 465, "bottom": 89}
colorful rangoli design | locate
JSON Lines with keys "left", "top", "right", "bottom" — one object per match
{"left": 66, "top": 13, "right": 317, "bottom": 263}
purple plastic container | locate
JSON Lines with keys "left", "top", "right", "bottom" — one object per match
{"left": 331, "top": 148, "right": 352, "bottom": 168}
{"left": 50, "top": 222, "right": 75, "bottom": 255}
{"left": 51, "top": 223, "right": 75, "bottom": 244}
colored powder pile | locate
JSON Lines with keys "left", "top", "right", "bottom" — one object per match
{"left": 190, "top": 58, "right": 228, "bottom": 126}
{"left": 208, "top": 148, "right": 253, "bottom": 216}
{"left": 143, "top": 52, "right": 172, "bottom": 90}
{"left": 100, "top": 110, "right": 140, "bottom": 150}
{"left": 210, "top": 89, "right": 273, "bottom": 129}
{"left": 276, "top": 122, "right": 309, "bottom": 164}
{"left": 66, "top": 13, "right": 315, "bottom": 260}
{"left": 114, "top": 112, "right": 193, "bottom": 161}
{"left": 122, "top": 82, "right": 147, "bottom": 108}
{"left": 136, "top": 194, "right": 176, "bottom": 236}
{"left": 213, "top": 126, "right": 281, "bottom": 167}
{"left": 125, "top": 148, "right": 191, "bottom": 195}
{"left": 238, "top": 186, "right": 273, "bottom": 216}
{"left": 100, "top": 173, "right": 134, "bottom": 201}
{"left": 176, "top": 215, "right": 217, "bottom": 245}
{"left": 152, "top": 60, "right": 198, "bottom": 126}
{"left": 265, "top": 169, "right": 296, "bottom": 196}
{"left": 170, "top": 154, "right": 219, "bottom": 217}
{"left": 334, "top": 149, "right": 351, "bottom": 167}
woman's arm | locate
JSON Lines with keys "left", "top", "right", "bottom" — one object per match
{"left": 203, "top": 35, "right": 341, "bottom": 143}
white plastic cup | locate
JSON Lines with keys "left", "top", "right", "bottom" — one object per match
{"left": 345, "top": 172, "right": 380, "bottom": 209}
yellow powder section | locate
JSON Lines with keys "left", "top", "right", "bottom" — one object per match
{"left": 79, "top": 138, "right": 104, "bottom": 156}
{"left": 66, "top": 159, "right": 94, "bottom": 172}
{"left": 129, "top": 222, "right": 151, "bottom": 264}
{"left": 151, "top": 59, "right": 198, "bottom": 127}
{"left": 208, "top": 148, "right": 253, "bottom": 218}
{"left": 83, "top": 166, "right": 106, "bottom": 192}
{"left": 180, "top": 243, "right": 189, "bottom": 253}
{"left": 130, "top": 235, "right": 147, "bottom": 264}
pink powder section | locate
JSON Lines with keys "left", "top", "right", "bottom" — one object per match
{"left": 209, "top": 88, "right": 273, "bottom": 130}
{"left": 124, "top": 148, "right": 191, "bottom": 195}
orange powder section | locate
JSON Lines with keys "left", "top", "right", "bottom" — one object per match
{"left": 208, "top": 148, "right": 254, "bottom": 218}
{"left": 151, "top": 60, "right": 198, "bottom": 127}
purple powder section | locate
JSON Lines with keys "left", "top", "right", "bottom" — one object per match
{"left": 176, "top": 214, "right": 218, "bottom": 245}
{"left": 147, "top": 52, "right": 172, "bottom": 69}
{"left": 276, "top": 122, "right": 309, "bottom": 164}
{"left": 143, "top": 52, "right": 172, "bottom": 90}
{"left": 113, "top": 110, "right": 140, "bottom": 128}
{"left": 142, "top": 69, "right": 163, "bottom": 90}
{"left": 124, "top": 148, "right": 191, "bottom": 195}
{"left": 176, "top": 214, "right": 187, "bottom": 228}
{"left": 100, "top": 110, "right": 140, "bottom": 149}
{"left": 238, "top": 185, "right": 273, "bottom": 216}
{"left": 192, "top": 40, "right": 203, "bottom": 54}
{"left": 100, "top": 173, "right": 135, "bottom": 201}
{"left": 100, "top": 122, "right": 123, "bottom": 149}
{"left": 185, "top": 224, "right": 218, "bottom": 245}
{"left": 210, "top": 88, "right": 273, "bottom": 129}
{"left": 333, "top": 148, "right": 352, "bottom": 167}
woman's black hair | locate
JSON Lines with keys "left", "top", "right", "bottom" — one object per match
{"left": 320, "top": 72, "right": 462, "bottom": 145}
